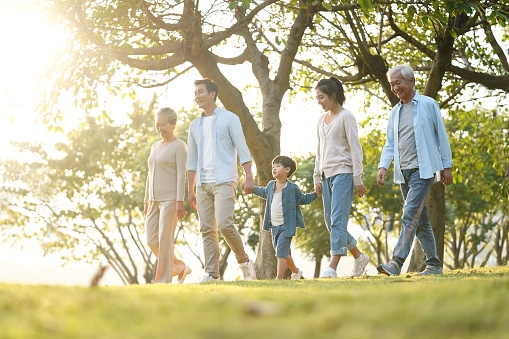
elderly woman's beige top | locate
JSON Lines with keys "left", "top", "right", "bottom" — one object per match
{"left": 145, "top": 138, "right": 187, "bottom": 203}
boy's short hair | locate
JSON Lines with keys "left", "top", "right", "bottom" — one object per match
{"left": 272, "top": 155, "right": 297, "bottom": 178}
{"left": 194, "top": 78, "right": 218, "bottom": 102}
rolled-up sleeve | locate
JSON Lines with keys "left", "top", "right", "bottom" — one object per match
{"left": 378, "top": 109, "right": 396, "bottom": 170}
{"left": 187, "top": 120, "right": 198, "bottom": 172}
{"left": 431, "top": 102, "right": 453, "bottom": 169}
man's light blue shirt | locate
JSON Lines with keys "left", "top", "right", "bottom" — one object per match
{"left": 378, "top": 91, "right": 453, "bottom": 184}
{"left": 187, "top": 106, "right": 252, "bottom": 186}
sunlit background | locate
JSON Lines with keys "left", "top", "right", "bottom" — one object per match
{"left": 0, "top": 2, "right": 378, "bottom": 285}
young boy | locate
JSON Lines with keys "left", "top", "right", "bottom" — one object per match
{"left": 253, "top": 155, "right": 319, "bottom": 280}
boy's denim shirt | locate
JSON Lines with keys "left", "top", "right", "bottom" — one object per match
{"left": 187, "top": 107, "right": 252, "bottom": 186}
{"left": 254, "top": 180, "right": 318, "bottom": 237}
{"left": 378, "top": 91, "right": 453, "bottom": 184}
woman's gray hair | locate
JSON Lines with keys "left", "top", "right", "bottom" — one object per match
{"left": 387, "top": 65, "right": 415, "bottom": 82}
{"left": 157, "top": 107, "right": 178, "bottom": 124}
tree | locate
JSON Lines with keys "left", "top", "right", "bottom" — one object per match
{"left": 444, "top": 107, "right": 509, "bottom": 268}
{"left": 38, "top": 0, "right": 509, "bottom": 277}
{"left": 1, "top": 99, "right": 159, "bottom": 284}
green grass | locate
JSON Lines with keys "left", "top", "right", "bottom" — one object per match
{"left": 1, "top": 267, "right": 509, "bottom": 339}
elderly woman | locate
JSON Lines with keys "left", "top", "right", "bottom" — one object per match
{"left": 144, "top": 107, "right": 191, "bottom": 283}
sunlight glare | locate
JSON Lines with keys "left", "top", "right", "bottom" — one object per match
{"left": 0, "top": 2, "right": 67, "bottom": 157}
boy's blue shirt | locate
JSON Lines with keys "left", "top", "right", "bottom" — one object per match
{"left": 253, "top": 180, "right": 318, "bottom": 237}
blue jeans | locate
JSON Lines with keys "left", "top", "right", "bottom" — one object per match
{"left": 392, "top": 169, "right": 441, "bottom": 268}
{"left": 322, "top": 173, "right": 357, "bottom": 256}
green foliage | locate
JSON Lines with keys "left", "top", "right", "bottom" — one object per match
{"left": 0, "top": 99, "right": 162, "bottom": 284}
{"left": 443, "top": 106, "right": 509, "bottom": 268}
{"left": 30, "top": 0, "right": 509, "bottom": 277}
{"left": 1, "top": 267, "right": 509, "bottom": 338}
{"left": 352, "top": 119, "right": 403, "bottom": 264}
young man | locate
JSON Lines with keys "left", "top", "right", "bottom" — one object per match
{"left": 187, "top": 78, "right": 256, "bottom": 282}
{"left": 252, "top": 155, "right": 319, "bottom": 280}
{"left": 376, "top": 65, "right": 453, "bottom": 276}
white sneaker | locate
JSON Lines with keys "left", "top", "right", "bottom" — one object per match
{"left": 291, "top": 269, "right": 303, "bottom": 280}
{"left": 351, "top": 253, "right": 370, "bottom": 277}
{"left": 199, "top": 274, "right": 220, "bottom": 283}
{"left": 239, "top": 259, "right": 256, "bottom": 280}
{"left": 320, "top": 267, "right": 337, "bottom": 278}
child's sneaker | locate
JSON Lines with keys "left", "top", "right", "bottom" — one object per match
{"left": 291, "top": 269, "right": 303, "bottom": 280}
{"left": 351, "top": 253, "right": 370, "bottom": 277}
{"left": 320, "top": 267, "right": 337, "bottom": 278}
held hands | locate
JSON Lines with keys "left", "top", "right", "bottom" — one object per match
{"left": 242, "top": 177, "right": 255, "bottom": 194}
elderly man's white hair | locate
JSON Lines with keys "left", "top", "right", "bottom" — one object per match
{"left": 387, "top": 65, "right": 415, "bottom": 83}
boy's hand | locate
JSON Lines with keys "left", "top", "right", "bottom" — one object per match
{"left": 314, "top": 183, "right": 322, "bottom": 196}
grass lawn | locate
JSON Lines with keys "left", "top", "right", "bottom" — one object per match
{"left": 1, "top": 266, "right": 508, "bottom": 339}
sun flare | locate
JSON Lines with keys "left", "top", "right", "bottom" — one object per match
{"left": 0, "top": 2, "right": 67, "bottom": 153}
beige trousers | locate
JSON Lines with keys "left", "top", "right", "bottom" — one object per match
{"left": 197, "top": 182, "right": 249, "bottom": 278}
{"left": 145, "top": 200, "right": 186, "bottom": 283}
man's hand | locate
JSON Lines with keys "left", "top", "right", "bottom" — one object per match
{"left": 242, "top": 177, "right": 255, "bottom": 194}
{"left": 241, "top": 161, "right": 255, "bottom": 194}
{"left": 377, "top": 168, "right": 387, "bottom": 186}
{"left": 188, "top": 191, "right": 197, "bottom": 210}
{"left": 442, "top": 168, "right": 453, "bottom": 185}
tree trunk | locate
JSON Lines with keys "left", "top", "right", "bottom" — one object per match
{"left": 408, "top": 181, "right": 445, "bottom": 272}
{"left": 314, "top": 256, "right": 322, "bottom": 278}
{"left": 219, "top": 246, "right": 231, "bottom": 279}
{"left": 254, "top": 199, "right": 277, "bottom": 279}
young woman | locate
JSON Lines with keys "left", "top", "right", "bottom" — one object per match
{"left": 313, "top": 77, "right": 370, "bottom": 278}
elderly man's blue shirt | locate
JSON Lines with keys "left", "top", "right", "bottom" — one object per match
{"left": 378, "top": 91, "right": 453, "bottom": 184}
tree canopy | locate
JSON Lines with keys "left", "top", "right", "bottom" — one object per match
{"left": 6, "top": 0, "right": 509, "bottom": 278}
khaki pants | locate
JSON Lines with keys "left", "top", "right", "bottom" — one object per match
{"left": 197, "top": 182, "right": 249, "bottom": 278}
{"left": 145, "top": 200, "right": 186, "bottom": 283}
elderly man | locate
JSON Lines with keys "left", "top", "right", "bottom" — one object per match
{"left": 376, "top": 65, "right": 453, "bottom": 276}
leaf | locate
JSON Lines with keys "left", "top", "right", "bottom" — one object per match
{"left": 228, "top": 1, "right": 238, "bottom": 10}
{"left": 407, "top": 5, "right": 416, "bottom": 23}
{"left": 358, "top": 0, "right": 374, "bottom": 13}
